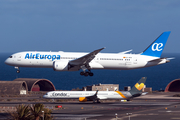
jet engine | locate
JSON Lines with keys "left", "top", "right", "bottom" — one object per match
{"left": 53, "top": 61, "right": 69, "bottom": 71}
{"left": 79, "top": 97, "right": 88, "bottom": 102}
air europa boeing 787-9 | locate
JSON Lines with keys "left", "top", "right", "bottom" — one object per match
{"left": 5, "top": 31, "right": 171, "bottom": 76}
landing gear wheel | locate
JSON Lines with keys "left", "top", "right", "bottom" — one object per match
{"left": 80, "top": 71, "right": 94, "bottom": 77}
{"left": 89, "top": 72, "right": 94, "bottom": 76}
{"left": 15, "top": 67, "right": 20, "bottom": 73}
{"left": 80, "top": 72, "right": 84, "bottom": 76}
{"left": 16, "top": 70, "right": 20, "bottom": 73}
{"left": 127, "top": 99, "right": 132, "bottom": 101}
{"left": 84, "top": 72, "right": 89, "bottom": 76}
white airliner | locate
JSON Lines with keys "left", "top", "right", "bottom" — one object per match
{"left": 5, "top": 31, "right": 171, "bottom": 76}
{"left": 43, "top": 77, "right": 147, "bottom": 103}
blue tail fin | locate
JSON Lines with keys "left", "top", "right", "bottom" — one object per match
{"left": 141, "top": 31, "right": 171, "bottom": 57}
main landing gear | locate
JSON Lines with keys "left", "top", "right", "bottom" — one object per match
{"left": 80, "top": 65, "right": 94, "bottom": 76}
{"left": 80, "top": 71, "right": 94, "bottom": 76}
{"left": 93, "top": 99, "right": 101, "bottom": 103}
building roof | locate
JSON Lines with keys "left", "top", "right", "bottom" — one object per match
{"left": 14, "top": 78, "right": 56, "bottom": 91}
{"left": 0, "top": 81, "right": 28, "bottom": 94}
{"left": 165, "top": 79, "right": 180, "bottom": 92}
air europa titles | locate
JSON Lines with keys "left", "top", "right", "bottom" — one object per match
{"left": 25, "top": 53, "right": 60, "bottom": 61}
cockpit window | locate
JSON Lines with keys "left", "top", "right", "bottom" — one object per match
{"left": 9, "top": 56, "right": 13, "bottom": 58}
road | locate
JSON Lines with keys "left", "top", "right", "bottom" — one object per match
{"left": 0, "top": 92, "right": 180, "bottom": 120}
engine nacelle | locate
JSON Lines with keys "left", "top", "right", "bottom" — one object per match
{"left": 53, "top": 61, "right": 69, "bottom": 71}
{"left": 79, "top": 97, "right": 88, "bottom": 102}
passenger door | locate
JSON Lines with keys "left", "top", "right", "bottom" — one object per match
{"left": 16, "top": 54, "right": 22, "bottom": 62}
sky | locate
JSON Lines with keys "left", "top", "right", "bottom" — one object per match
{"left": 0, "top": 0, "right": 180, "bottom": 53}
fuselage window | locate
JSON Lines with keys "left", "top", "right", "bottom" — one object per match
{"left": 100, "top": 58, "right": 126, "bottom": 61}
{"left": 61, "top": 57, "right": 76, "bottom": 60}
{"left": 125, "top": 59, "right": 130, "bottom": 61}
{"left": 100, "top": 58, "right": 124, "bottom": 61}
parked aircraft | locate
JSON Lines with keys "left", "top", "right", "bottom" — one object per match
{"left": 43, "top": 77, "right": 147, "bottom": 103}
{"left": 5, "top": 31, "right": 171, "bottom": 76}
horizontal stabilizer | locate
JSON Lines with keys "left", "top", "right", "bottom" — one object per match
{"left": 167, "top": 57, "right": 175, "bottom": 60}
{"left": 148, "top": 58, "right": 166, "bottom": 62}
{"left": 118, "top": 49, "right": 132, "bottom": 54}
{"left": 141, "top": 92, "right": 148, "bottom": 96}
{"left": 148, "top": 57, "right": 174, "bottom": 63}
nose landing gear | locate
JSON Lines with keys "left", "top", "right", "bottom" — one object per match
{"left": 17, "top": 70, "right": 20, "bottom": 73}
{"left": 15, "top": 67, "right": 20, "bottom": 73}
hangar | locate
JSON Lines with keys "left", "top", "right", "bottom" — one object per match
{"left": 165, "top": 79, "right": 180, "bottom": 92}
{"left": 0, "top": 81, "right": 28, "bottom": 95}
{"left": 0, "top": 78, "right": 56, "bottom": 95}
{"left": 14, "top": 78, "right": 56, "bottom": 91}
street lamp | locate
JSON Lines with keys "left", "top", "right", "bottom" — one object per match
{"left": 115, "top": 113, "right": 118, "bottom": 120}
{"left": 126, "top": 113, "right": 132, "bottom": 120}
{"left": 42, "top": 111, "right": 44, "bottom": 120}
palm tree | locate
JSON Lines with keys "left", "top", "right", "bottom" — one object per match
{"left": 9, "top": 104, "right": 32, "bottom": 120}
{"left": 43, "top": 108, "right": 53, "bottom": 120}
{"left": 9, "top": 103, "right": 53, "bottom": 120}
{"left": 30, "top": 103, "right": 44, "bottom": 120}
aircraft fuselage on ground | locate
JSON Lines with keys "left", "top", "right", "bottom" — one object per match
{"left": 43, "top": 77, "right": 147, "bottom": 103}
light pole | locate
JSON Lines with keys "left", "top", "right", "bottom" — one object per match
{"left": 115, "top": 113, "right": 118, "bottom": 120}
{"left": 126, "top": 113, "right": 132, "bottom": 120}
{"left": 42, "top": 111, "right": 44, "bottom": 120}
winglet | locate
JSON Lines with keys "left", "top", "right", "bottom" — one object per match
{"left": 141, "top": 31, "right": 171, "bottom": 57}
{"left": 94, "top": 90, "right": 99, "bottom": 96}
{"left": 95, "top": 47, "right": 105, "bottom": 53}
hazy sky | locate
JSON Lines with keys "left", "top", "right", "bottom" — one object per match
{"left": 0, "top": 0, "right": 180, "bottom": 53}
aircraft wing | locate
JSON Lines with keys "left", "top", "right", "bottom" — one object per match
{"left": 86, "top": 90, "right": 99, "bottom": 101}
{"left": 97, "top": 96, "right": 107, "bottom": 100}
{"left": 69, "top": 48, "right": 105, "bottom": 66}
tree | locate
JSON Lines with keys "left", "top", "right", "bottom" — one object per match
{"left": 9, "top": 104, "right": 32, "bottom": 120}
{"left": 9, "top": 103, "right": 53, "bottom": 120}
{"left": 30, "top": 103, "right": 44, "bottom": 120}
{"left": 43, "top": 108, "right": 53, "bottom": 120}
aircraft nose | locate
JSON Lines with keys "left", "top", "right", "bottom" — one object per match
{"left": 5, "top": 58, "right": 10, "bottom": 65}
{"left": 5, "top": 58, "right": 12, "bottom": 65}
{"left": 43, "top": 95, "right": 47, "bottom": 98}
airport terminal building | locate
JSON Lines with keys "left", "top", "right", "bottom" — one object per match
{"left": 83, "top": 83, "right": 119, "bottom": 91}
